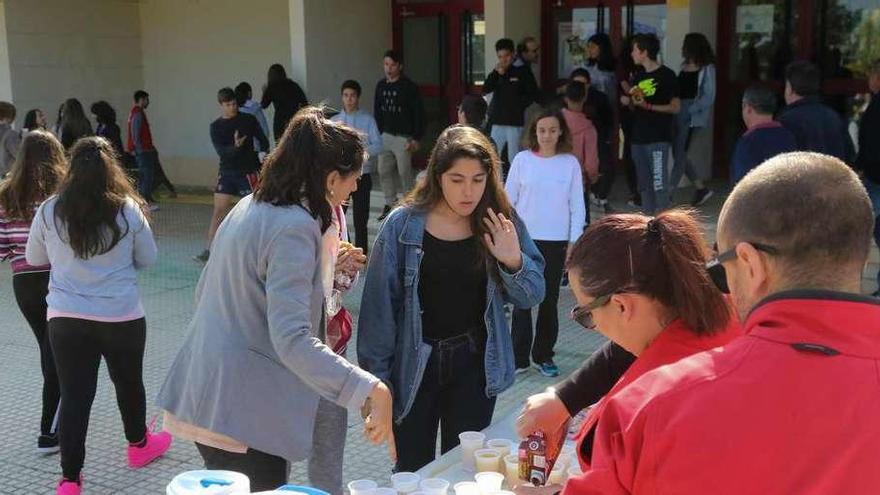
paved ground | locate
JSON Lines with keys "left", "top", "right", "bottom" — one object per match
{"left": 1, "top": 183, "right": 877, "bottom": 494}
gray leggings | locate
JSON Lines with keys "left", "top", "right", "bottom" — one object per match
{"left": 308, "top": 397, "right": 348, "bottom": 495}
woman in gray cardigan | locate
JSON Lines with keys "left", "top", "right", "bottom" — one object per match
{"left": 157, "top": 107, "right": 394, "bottom": 492}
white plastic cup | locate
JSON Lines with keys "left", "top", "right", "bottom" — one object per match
{"left": 420, "top": 478, "right": 450, "bottom": 495}
{"left": 391, "top": 472, "right": 422, "bottom": 494}
{"left": 453, "top": 481, "right": 480, "bottom": 495}
{"left": 474, "top": 472, "right": 504, "bottom": 494}
{"left": 374, "top": 488, "right": 400, "bottom": 495}
{"left": 503, "top": 453, "right": 520, "bottom": 488}
{"left": 486, "top": 438, "right": 513, "bottom": 457}
{"left": 459, "top": 431, "right": 486, "bottom": 472}
{"left": 548, "top": 464, "right": 568, "bottom": 485}
{"left": 474, "top": 448, "right": 502, "bottom": 473}
{"left": 349, "top": 479, "right": 379, "bottom": 495}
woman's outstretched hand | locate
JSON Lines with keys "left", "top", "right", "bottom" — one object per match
{"left": 483, "top": 208, "right": 523, "bottom": 273}
{"left": 363, "top": 382, "right": 397, "bottom": 462}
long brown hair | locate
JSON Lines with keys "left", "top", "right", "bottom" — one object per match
{"left": 0, "top": 130, "right": 66, "bottom": 221}
{"left": 567, "top": 209, "right": 730, "bottom": 335}
{"left": 404, "top": 124, "right": 512, "bottom": 279}
{"left": 254, "top": 106, "right": 364, "bottom": 232}
{"left": 52, "top": 137, "right": 144, "bottom": 259}
{"left": 525, "top": 106, "right": 573, "bottom": 154}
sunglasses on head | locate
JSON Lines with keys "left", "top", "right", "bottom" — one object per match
{"left": 705, "top": 242, "right": 780, "bottom": 294}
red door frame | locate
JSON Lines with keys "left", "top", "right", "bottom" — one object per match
{"left": 392, "top": 0, "right": 484, "bottom": 124}
{"left": 714, "top": 0, "right": 869, "bottom": 178}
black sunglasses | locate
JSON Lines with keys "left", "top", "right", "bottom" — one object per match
{"left": 706, "top": 242, "right": 780, "bottom": 294}
{"left": 570, "top": 292, "right": 615, "bottom": 330}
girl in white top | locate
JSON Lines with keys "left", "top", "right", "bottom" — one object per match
{"left": 505, "top": 107, "right": 586, "bottom": 377}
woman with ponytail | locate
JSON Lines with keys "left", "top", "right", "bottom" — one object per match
{"left": 515, "top": 209, "right": 741, "bottom": 492}
{"left": 157, "top": 107, "right": 394, "bottom": 493}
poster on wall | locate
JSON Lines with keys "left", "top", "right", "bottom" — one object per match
{"left": 558, "top": 21, "right": 597, "bottom": 78}
{"left": 736, "top": 4, "right": 775, "bottom": 34}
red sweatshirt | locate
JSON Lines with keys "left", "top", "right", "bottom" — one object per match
{"left": 564, "top": 291, "right": 880, "bottom": 495}
{"left": 570, "top": 317, "right": 741, "bottom": 472}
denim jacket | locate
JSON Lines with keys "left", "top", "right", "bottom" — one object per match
{"left": 684, "top": 64, "right": 716, "bottom": 128}
{"left": 357, "top": 206, "right": 546, "bottom": 422}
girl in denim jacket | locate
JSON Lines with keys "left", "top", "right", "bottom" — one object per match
{"left": 358, "top": 125, "right": 546, "bottom": 472}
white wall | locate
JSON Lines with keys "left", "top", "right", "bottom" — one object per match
{"left": 139, "top": 0, "right": 290, "bottom": 188}
{"left": 0, "top": 2, "right": 13, "bottom": 102}
{"left": 295, "top": 0, "right": 391, "bottom": 111}
{"left": 3, "top": 0, "right": 142, "bottom": 130}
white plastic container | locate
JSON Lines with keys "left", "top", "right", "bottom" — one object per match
{"left": 420, "top": 478, "right": 450, "bottom": 495}
{"left": 391, "top": 472, "right": 422, "bottom": 494}
{"left": 502, "top": 454, "right": 519, "bottom": 488}
{"left": 485, "top": 439, "right": 513, "bottom": 457}
{"left": 474, "top": 472, "right": 504, "bottom": 494}
{"left": 166, "top": 470, "right": 250, "bottom": 495}
{"left": 458, "top": 432, "right": 486, "bottom": 472}
{"left": 348, "top": 479, "right": 379, "bottom": 495}
{"left": 474, "top": 449, "right": 501, "bottom": 473}
{"left": 453, "top": 481, "right": 480, "bottom": 495}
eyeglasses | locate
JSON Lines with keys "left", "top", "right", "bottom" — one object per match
{"left": 570, "top": 293, "right": 614, "bottom": 330}
{"left": 705, "top": 242, "right": 780, "bottom": 294}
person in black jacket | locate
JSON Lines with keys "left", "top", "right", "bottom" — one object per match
{"left": 570, "top": 68, "right": 614, "bottom": 213}
{"left": 855, "top": 60, "right": 880, "bottom": 297}
{"left": 261, "top": 63, "right": 308, "bottom": 141}
{"left": 195, "top": 87, "right": 269, "bottom": 263}
{"left": 483, "top": 38, "right": 538, "bottom": 169}
{"left": 374, "top": 49, "right": 425, "bottom": 220}
{"left": 778, "top": 61, "right": 855, "bottom": 163}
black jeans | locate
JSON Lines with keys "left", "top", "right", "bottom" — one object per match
{"left": 512, "top": 240, "right": 567, "bottom": 366}
{"left": 393, "top": 332, "right": 496, "bottom": 472}
{"left": 592, "top": 139, "right": 616, "bottom": 201}
{"left": 48, "top": 317, "right": 147, "bottom": 480}
{"left": 13, "top": 271, "right": 60, "bottom": 436}
{"left": 352, "top": 172, "right": 372, "bottom": 252}
{"left": 197, "top": 443, "right": 289, "bottom": 492}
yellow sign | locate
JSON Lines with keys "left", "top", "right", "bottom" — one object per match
{"left": 668, "top": 0, "right": 690, "bottom": 7}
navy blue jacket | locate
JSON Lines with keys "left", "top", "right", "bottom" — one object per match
{"left": 778, "top": 96, "right": 854, "bottom": 163}
{"left": 856, "top": 94, "right": 880, "bottom": 184}
{"left": 731, "top": 121, "right": 798, "bottom": 184}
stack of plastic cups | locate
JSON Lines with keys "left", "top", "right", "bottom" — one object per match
{"left": 420, "top": 478, "right": 450, "bottom": 495}
{"left": 391, "top": 473, "right": 422, "bottom": 494}
{"left": 459, "top": 432, "right": 486, "bottom": 472}
{"left": 349, "top": 480, "right": 379, "bottom": 495}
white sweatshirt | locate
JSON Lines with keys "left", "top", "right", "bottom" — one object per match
{"left": 505, "top": 150, "right": 586, "bottom": 243}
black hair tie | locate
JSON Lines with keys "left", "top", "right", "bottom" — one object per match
{"left": 646, "top": 217, "right": 662, "bottom": 240}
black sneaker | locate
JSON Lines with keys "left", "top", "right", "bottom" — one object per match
{"left": 37, "top": 433, "right": 59, "bottom": 454}
{"left": 193, "top": 249, "right": 210, "bottom": 263}
{"left": 691, "top": 188, "right": 714, "bottom": 206}
{"left": 378, "top": 205, "right": 392, "bottom": 221}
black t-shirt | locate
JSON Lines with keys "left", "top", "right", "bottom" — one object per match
{"left": 418, "top": 231, "right": 487, "bottom": 341}
{"left": 677, "top": 70, "right": 699, "bottom": 100}
{"left": 209, "top": 113, "right": 269, "bottom": 174}
{"left": 630, "top": 65, "right": 679, "bottom": 144}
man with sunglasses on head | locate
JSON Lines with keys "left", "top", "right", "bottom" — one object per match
{"left": 525, "top": 152, "right": 880, "bottom": 495}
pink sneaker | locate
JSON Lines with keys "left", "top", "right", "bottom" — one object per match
{"left": 127, "top": 417, "right": 172, "bottom": 468}
{"left": 57, "top": 476, "right": 82, "bottom": 495}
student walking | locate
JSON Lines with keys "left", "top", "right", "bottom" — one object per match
{"left": 374, "top": 49, "right": 426, "bottom": 220}
{"left": 568, "top": 69, "right": 614, "bottom": 213}
{"left": 0, "top": 130, "right": 66, "bottom": 454}
{"left": 194, "top": 87, "right": 269, "bottom": 263}
{"left": 484, "top": 38, "right": 538, "bottom": 171}
{"left": 506, "top": 108, "right": 586, "bottom": 377}
{"left": 331, "top": 80, "right": 382, "bottom": 253}
{"left": 670, "top": 33, "right": 717, "bottom": 206}
{"left": 561, "top": 81, "right": 600, "bottom": 227}
{"left": 358, "top": 125, "right": 545, "bottom": 472}
{"left": 126, "top": 91, "right": 159, "bottom": 209}
{"left": 621, "top": 33, "right": 680, "bottom": 216}
{"left": 91, "top": 101, "right": 126, "bottom": 160}
{"left": 261, "top": 63, "right": 308, "bottom": 141}
{"left": 235, "top": 82, "right": 271, "bottom": 148}
{"left": 58, "top": 99, "right": 93, "bottom": 151}
{"left": 26, "top": 137, "right": 171, "bottom": 495}
{"left": 0, "top": 101, "right": 22, "bottom": 176}
{"left": 158, "top": 108, "right": 394, "bottom": 493}
{"left": 23, "top": 108, "right": 49, "bottom": 133}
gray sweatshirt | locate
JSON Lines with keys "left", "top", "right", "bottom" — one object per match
{"left": 26, "top": 196, "right": 157, "bottom": 319}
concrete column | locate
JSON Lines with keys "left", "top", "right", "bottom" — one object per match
{"left": 0, "top": 2, "right": 12, "bottom": 102}
{"left": 289, "top": 0, "right": 308, "bottom": 95}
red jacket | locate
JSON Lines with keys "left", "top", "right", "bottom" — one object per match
{"left": 565, "top": 291, "right": 880, "bottom": 495}
{"left": 570, "top": 318, "right": 741, "bottom": 472}
{"left": 561, "top": 108, "right": 599, "bottom": 183}
{"left": 126, "top": 105, "right": 154, "bottom": 154}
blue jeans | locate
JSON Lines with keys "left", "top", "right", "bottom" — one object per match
{"left": 670, "top": 99, "right": 702, "bottom": 190}
{"left": 631, "top": 142, "right": 671, "bottom": 215}
{"left": 135, "top": 151, "right": 158, "bottom": 202}
{"left": 865, "top": 178, "right": 880, "bottom": 291}
{"left": 490, "top": 125, "right": 522, "bottom": 162}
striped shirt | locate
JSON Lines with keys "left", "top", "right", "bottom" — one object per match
{"left": 0, "top": 206, "right": 49, "bottom": 274}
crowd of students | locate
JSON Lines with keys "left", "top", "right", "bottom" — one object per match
{"left": 0, "top": 31, "right": 879, "bottom": 495}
